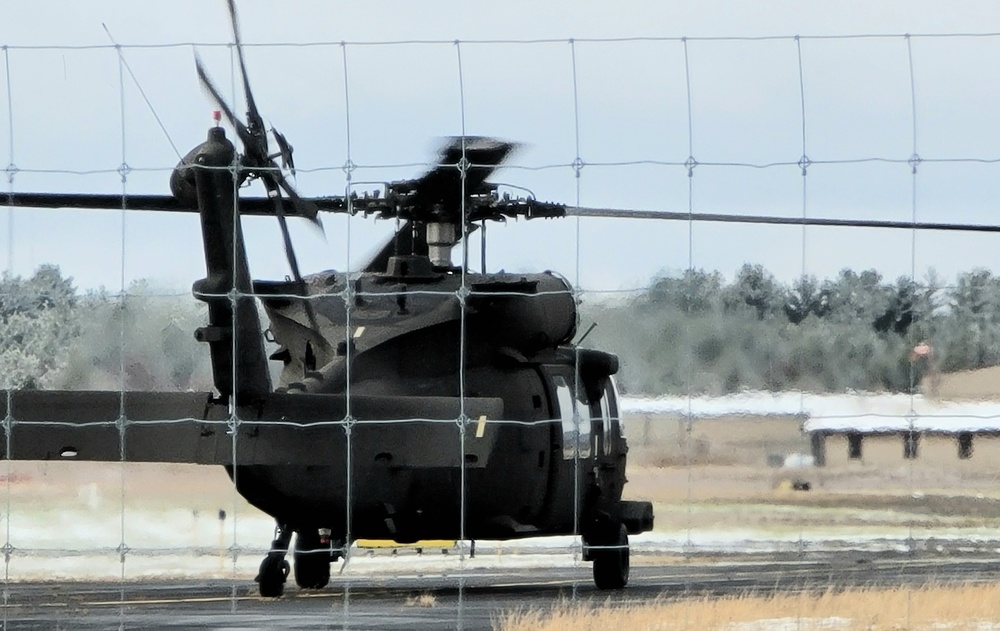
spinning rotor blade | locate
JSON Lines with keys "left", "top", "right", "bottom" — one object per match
{"left": 226, "top": 0, "right": 265, "bottom": 141}
{"left": 195, "top": 0, "right": 322, "bottom": 287}
{"left": 438, "top": 136, "right": 515, "bottom": 192}
{"left": 10, "top": 192, "right": 997, "bottom": 234}
{"left": 2, "top": 192, "right": 347, "bottom": 216}
{"left": 360, "top": 220, "right": 415, "bottom": 273}
{"left": 404, "top": 137, "right": 516, "bottom": 217}
{"left": 214, "top": 0, "right": 324, "bottom": 336}
{"left": 274, "top": 175, "right": 320, "bottom": 226}
{"left": 564, "top": 206, "right": 1000, "bottom": 233}
{"left": 272, "top": 127, "right": 295, "bottom": 175}
{"left": 194, "top": 54, "right": 253, "bottom": 149}
{"left": 220, "top": 0, "right": 317, "bottom": 229}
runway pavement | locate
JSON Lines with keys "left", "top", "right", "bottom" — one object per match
{"left": 2, "top": 549, "right": 1000, "bottom": 630}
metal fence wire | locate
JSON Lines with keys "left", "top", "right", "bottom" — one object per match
{"left": 1, "top": 31, "right": 1000, "bottom": 629}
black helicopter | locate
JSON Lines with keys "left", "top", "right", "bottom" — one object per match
{"left": 1, "top": 0, "right": 653, "bottom": 596}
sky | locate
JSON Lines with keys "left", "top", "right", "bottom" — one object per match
{"left": 3, "top": 1, "right": 1000, "bottom": 294}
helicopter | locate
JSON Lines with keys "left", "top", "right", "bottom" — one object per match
{"left": 1, "top": 0, "right": 654, "bottom": 597}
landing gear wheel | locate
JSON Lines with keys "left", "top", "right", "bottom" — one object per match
{"left": 294, "top": 554, "right": 330, "bottom": 589}
{"left": 256, "top": 554, "right": 290, "bottom": 598}
{"left": 592, "top": 523, "right": 629, "bottom": 590}
{"left": 255, "top": 521, "right": 293, "bottom": 598}
{"left": 293, "top": 533, "right": 332, "bottom": 590}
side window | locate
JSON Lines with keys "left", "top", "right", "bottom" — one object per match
{"left": 553, "top": 375, "right": 591, "bottom": 460}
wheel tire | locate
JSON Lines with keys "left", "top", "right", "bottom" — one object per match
{"left": 257, "top": 556, "right": 290, "bottom": 598}
{"left": 293, "top": 550, "right": 331, "bottom": 589}
{"left": 592, "top": 524, "right": 629, "bottom": 590}
{"left": 293, "top": 533, "right": 332, "bottom": 590}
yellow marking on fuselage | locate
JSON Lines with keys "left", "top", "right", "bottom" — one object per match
{"left": 475, "top": 414, "right": 487, "bottom": 438}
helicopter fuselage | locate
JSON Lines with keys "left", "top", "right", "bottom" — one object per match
{"left": 173, "top": 124, "right": 651, "bottom": 548}
{"left": 228, "top": 266, "right": 647, "bottom": 544}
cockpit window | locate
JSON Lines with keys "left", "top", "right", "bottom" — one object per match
{"left": 599, "top": 384, "right": 612, "bottom": 456}
{"left": 593, "top": 376, "right": 621, "bottom": 456}
{"left": 553, "top": 375, "right": 591, "bottom": 460}
{"left": 609, "top": 376, "right": 624, "bottom": 452}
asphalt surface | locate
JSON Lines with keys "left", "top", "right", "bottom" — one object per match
{"left": 2, "top": 551, "right": 1000, "bottom": 630}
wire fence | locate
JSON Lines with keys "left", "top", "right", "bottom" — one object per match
{"left": 0, "top": 32, "right": 1000, "bottom": 629}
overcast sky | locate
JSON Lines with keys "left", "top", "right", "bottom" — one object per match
{"left": 2, "top": 1, "right": 1000, "bottom": 293}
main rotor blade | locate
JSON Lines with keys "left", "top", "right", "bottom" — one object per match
{"left": 437, "top": 137, "right": 515, "bottom": 192}
{"left": 564, "top": 206, "right": 1000, "bottom": 233}
{"left": 360, "top": 220, "right": 414, "bottom": 274}
{"left": 13, "top": 192, "right": 997, "bottom": 233}
{"left": 420, "top": 137, "right": 514, "bottom": 196}
{"left": 2, "top": 192, "right": 348, "bottom": 216}
{"left": 401, "top": 137, "right": 515, "bottom": 221}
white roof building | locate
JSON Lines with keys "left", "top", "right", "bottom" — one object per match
{"left": 620, "top": 393, "right": 1000, "bottom": 434}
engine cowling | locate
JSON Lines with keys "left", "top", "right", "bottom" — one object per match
{"left": 470, "top": 272, "right": 577, "bottom": 356}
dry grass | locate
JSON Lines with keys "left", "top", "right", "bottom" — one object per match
{"left": 0, "top": 461, "right": 250, "bottom": 513}
{"left": 405, "top": 591, "right": 437, "bottom": 607}
{"left": 929, "top": 365, "right": 1000, "bottom": 401}
{"left": 494, "top": 583, "right": 1000, "bottom": 630}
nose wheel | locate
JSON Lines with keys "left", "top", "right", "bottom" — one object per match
{"left": 255, "top": 523, "right": 292, "bottom": 598}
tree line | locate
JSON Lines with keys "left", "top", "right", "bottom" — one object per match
{"left": 583, "top": 263, "right": 1000, "bottom": 395}
{"left": 4, "top": 263, "right": 1000, "bottom": 396}
{"left": 0, "top": 265, "right": 210, "bottom": 391}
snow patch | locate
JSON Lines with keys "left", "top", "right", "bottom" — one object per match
{"left": 621, "top": 393, "right": 1000, "bottom": 432}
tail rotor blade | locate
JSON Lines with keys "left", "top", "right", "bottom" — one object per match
{"left": 226, "top": 0, "right": 265, "bottom": 140}
{"left": 201, "top": 0, "right": 324, "bottom": 282}
{"left": 275, "top": 176, "right": 321, "bottom": 229}
{"left": 272, "top": 128, "right": 296, "bottom": 175}
{"left": 194, "top": 53, "right": 252, "bottom": 148}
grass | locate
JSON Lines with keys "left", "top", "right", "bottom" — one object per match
{"left": 494, "top": 583, "right": 1000, "bottom": 630}
{"left": 405, "top": 591, "right": 437, "bottom": 607}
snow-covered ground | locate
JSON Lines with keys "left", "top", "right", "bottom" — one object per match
{"left": 1, "top": 509, "right": 996, "bottom": 580}
{"left": 0, "top": 393, "right": 995, "bottom": 580}
{"left": 621, "top": 393, "right": 1000, "bottom": 432}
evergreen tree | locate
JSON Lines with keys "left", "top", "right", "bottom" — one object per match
{"left": 0, "top": 265, "right": 79, "bottom": 389}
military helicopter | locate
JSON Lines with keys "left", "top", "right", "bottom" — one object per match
{"left": 2, "top": 0, "right": 653, "bottom": 597}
